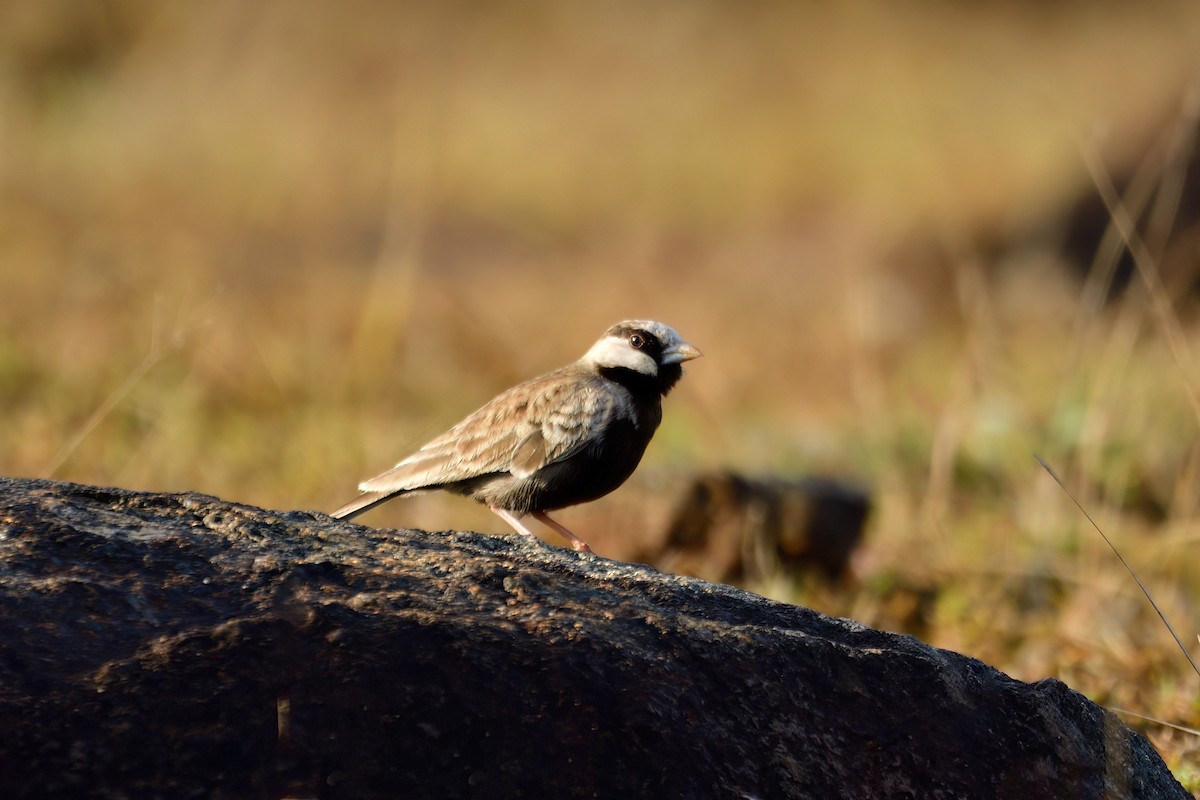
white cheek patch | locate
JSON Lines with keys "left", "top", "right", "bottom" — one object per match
{"left": 584, "top": 336, "right": 659, "bottom": 375}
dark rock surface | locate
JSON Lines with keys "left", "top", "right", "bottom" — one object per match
{"left": 0, "top": 477, "right": 1186, "bottom": 799}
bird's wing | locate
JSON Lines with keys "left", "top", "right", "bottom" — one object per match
{"left": 519, "top": 375, "right": 632, "bottom": 475}
{"left": 357, "top": 369, "right": 629, "bottom": 494}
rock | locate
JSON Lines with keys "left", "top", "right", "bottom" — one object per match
{"left": 651, "top": 472, "right": 870, "bottom": 584}
{"left": 0, "top": 477, "right": 1185, "bottom": 799}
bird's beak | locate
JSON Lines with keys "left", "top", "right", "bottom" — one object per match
{"left": 661, "top": 342, "right": 703, "bottom": 365}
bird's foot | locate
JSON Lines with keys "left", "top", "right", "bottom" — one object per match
{"left": 490, "top": 507, "right": 595, "bottom": 553}
{"left": 532, "top": 511, "right": 593, "bottom": 554}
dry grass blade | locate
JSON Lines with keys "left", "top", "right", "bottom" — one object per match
{"left": 1078, "top": 118, "right": 1200, "bottom": 429}
{"left": 45, "top": 350, "right": 165, "bottom": 477}
{"left": 1109, "top": 708, "right": 1200, "bottom": 738}
{"left": 44, "top": 298, "right": 190, "bottom": 478}
{"left": 1035, "top": 455, "right": 1200, "bottom": 680}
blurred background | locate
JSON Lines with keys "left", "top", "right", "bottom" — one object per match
{"left": 2, "top": 0, "right": 1198, "bottom": 781}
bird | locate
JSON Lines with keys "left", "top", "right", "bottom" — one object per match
{"left": 330, "top": 320, "right": 701, "bottom": 553}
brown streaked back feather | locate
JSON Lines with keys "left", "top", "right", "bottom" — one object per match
{"left": 356, "top": 365, "right": 635, "bottom": 496}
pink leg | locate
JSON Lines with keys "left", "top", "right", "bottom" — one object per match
{"left": 490, "top": 507, "right": 541, "bottom": 540}
{"left": 531, "top": 511, "right": 593, "bottom": 554}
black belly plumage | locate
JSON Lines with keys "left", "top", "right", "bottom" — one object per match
{"left": 445, "top": 414, "right": 653, "bottom": 514}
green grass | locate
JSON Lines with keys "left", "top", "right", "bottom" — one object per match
{"left": 1, "top": 0, "right": 1198, "bottom": 780}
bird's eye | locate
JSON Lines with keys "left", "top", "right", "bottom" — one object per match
{"left": 629, "top": 334, "right": 645, "bottom": 349}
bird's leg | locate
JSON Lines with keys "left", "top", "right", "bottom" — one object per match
{"left": 531, "top": 511, "right": 594, "bottom": 554}
{"left": 489, "top": 506, "right": 543, "bottom": 541}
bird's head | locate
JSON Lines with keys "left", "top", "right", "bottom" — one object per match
{"left": 583, "top": 320, "right": 701, "bottom": 394}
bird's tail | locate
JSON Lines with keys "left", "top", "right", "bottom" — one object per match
{"left": 329, "top": 491, "right": 396, "bottom": 521}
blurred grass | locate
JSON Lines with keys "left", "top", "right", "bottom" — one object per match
{"left": 2, "top": 0, "right": 1199, "bottom": 782}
